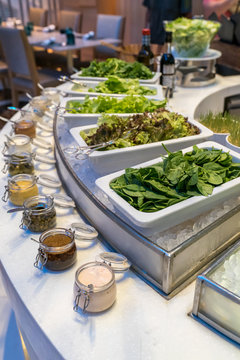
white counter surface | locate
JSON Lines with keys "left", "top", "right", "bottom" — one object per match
{"left": 1, "top": 75, "right": 240, "bottom": 360}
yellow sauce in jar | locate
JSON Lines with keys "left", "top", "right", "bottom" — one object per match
{"left": 9, "top": 178, "right": 39, "bottom": 206}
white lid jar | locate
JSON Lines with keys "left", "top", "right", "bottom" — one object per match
{"left": 3, "top": 134, "right": 32, "bottom": 155}
{"left": 73, "top": 252, "right": 130, "bottom": 313}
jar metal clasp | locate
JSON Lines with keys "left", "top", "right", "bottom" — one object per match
{"left": 2, "top": 142, "right": 8, "bottom": 155}
{"left": 73, "top": 284, "right": 93, "bottom": 313}
{"left": 34, "top": 247, "right": 48, "bottom": 270}
{"left": 20, "top": 209, "right": 31, "bottom": 230}
{"left": 1, "top": 161, "right": 9, "bottom": 174}
{"left": 2, "top": 185, "right": 9, "bottom": 202}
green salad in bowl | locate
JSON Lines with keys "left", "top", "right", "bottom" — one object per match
{"left": 165, "top": 18, "right": 220, "bottom": 58}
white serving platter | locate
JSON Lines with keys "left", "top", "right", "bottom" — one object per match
{"left": 95, "top": 141, "right": 240, "bottom": 234}
{"left": 58, "top": 81, "right": 163, "bottom": 99}
{"left": 60, "top": 96, "right": 165, "bottom": 122}
{"left": 70, "top": 118, "right": 213, "bottom": 174}
{"left": 71, "top": 71, "right": 161, "bottom": 85}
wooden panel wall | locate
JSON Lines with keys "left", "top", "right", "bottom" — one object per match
{"left": 58, "top": 0, "right": 146, "bottom": 43}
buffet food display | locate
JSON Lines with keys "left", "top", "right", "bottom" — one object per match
{"left": 1, "top": 53, "right": 240, "bottom": 356}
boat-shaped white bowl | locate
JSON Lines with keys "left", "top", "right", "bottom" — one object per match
{"left": 71, "top": 71, "right": 161, "bottom": 84}
{"left": 70, "top": 118, "right": 213, "bottom": 174}
{"left": 95, "top": 141, "right": 240, "bottom": 234}
{"left": 58, "top": 81, "right": 163, "bottom": 99}
{"left": 60, "top": 96, "right": 166, "bottom": 122}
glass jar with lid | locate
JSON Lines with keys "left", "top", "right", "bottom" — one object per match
{"left": 34, "top": 228, "right": 77, "bottom": 271}
{"left": 41, "top": 88, "right": 60, "bottom": 104}
{"left": 21, "top": 195, "right": 56, "bottom": 232}
{"left": 3, "top": 152, "right": 35, "bottom": 176}
{"left": 2, "top": 134, "right": 32, "bottom": 155}
{"left": 2, "top": 174, "right": 38, "bottom": 206}
{"left": 13, "top": 117, "right": 36, "bottom": 138}
{"left": 73, "top": 253, "right": 131, "bottom": 313}
{"left": 30, "top": 95, "right": 52, "bottom": 113}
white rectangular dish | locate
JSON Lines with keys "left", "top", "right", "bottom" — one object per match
{"left": 58, "top": 81, "right": 163, "bottom": 99}
{"left": 70, "top": 119, "right": 213, "bottom": 174}
{"left": 95, "top": 141, "right": 240, "bottom": 234}
{"left": 60, "top": 96, "right": 164, "bottom": 122}
{"left": 71, "top": 71, "right": 161, "bottom": 84}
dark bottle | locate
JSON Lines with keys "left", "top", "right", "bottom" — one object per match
{"left": 160, "top": 31, "right": 175, "bottom": 97}
{"left": 137, "top": 28, "right": 154, "bottom": 71}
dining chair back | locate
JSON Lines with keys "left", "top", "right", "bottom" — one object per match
{"left": 29, "top": 7, "right": 48, "bottom": 27}
{"left": 0, "top": 27, "right": 59, "bottom": 106}
{"left": 58, "top": 10, "right": 82, "bottom": 33}
{"left": 95, "top": 14, "right": 125, "bottom": 59}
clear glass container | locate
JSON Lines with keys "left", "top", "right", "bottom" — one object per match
{"left": 2, "top": 174, "right": 38, "bottom": 206}
{"left": 21, "top": 195, "right": 56, "bottom": 232}
{"left": 3, "top": 134, "right": 32, "bottom": 155}
{"left": 73, "top": 253, "right": 130, "bottom": 313}
{"left": 30, "top": 95, "right": 52, "bottom": 113}
{"left": 3, "top": 152, "right": 35, "bottom": 176}
{"left": 13, "top": 117, "right": 36, "bottom": 138}
{"left": 34, "top": 228, "right": 77, "bottom": 271}
{"left": 41, "top": 88, "right": 60, "bottom": 104}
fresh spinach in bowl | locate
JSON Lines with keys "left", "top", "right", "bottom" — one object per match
{"left": 110, "top": 145, "right": 240, "bottom": 213}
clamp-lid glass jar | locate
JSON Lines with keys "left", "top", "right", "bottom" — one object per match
{"left": 73, "top": 252, "right": 131, "bottom": 313}
{"left": 21, "top": 195, "right": 56, "bottom": 232}
{"left": 3, "top": 152, "right": 35, "bottom": 176}
{"left": 3, "top": 134, "right": 32, "bottom": 155}
{"left": 30, "top": 95, "right": 51, "bottom": 113}
{"left": 2, "top": 174, "right": 38, "bottom": 206}
{"left": 41, "top": 88, "right": 60, "bottom": 104}
{"left": 13, "top": 117, "right": 36, "bottom": 138}
{"left": 34, "top": 228, "right": 77, "bottom": 271}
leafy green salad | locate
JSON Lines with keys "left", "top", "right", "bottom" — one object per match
{"left": 79, "top": 58, "right": 154, "bottom": 79}
{"left": 165, "top": 17, "right": 220, "bottom": 57}
{"left": 110, "top": 145, "right": 240, "bottom": 213}
{"left": 80, "top": 109, "right": 200, "bottom": 150}
{"left": 72, "top": 76, "right": 157, "bottom": 96}
{"left": 66, "top": 96, "right": 166, "bottom": 114}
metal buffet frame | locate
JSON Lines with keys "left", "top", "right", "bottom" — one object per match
{"left": 192, "top": 239, "right": 240, "bottom": 346}
{"left": 54, "top": 115, "right": 240, "bottom": 299}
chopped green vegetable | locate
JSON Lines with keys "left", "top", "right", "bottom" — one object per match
{"left": 110, "top": 145, "right": 240, "bottom": 213}
{"left": 72, "top": 76, "right": 156, "bottom": 95}
{"left": 165, "top": 18, "right": 220, "bottom": 57}
{"left": 80, "top": 109, "right": 200, "bottom": 150}
{"left": 66, "top": 96, "right": 166, "bottom": 114}
{"left": 79, "top": 58, "right": 153, "bottom": 79}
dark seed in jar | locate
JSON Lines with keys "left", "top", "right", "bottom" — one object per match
{"left": 23, "top": 203, "right": 56, "bottom": 232}
{"left": 39, "top": 234, "right": 77, "bottom": 271}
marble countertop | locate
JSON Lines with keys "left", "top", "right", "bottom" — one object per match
{"left": 1, "top": 75, "right": 240, "bottom": 360}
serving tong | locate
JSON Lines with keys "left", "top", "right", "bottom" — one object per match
{"left": 58, "top": 75, "right": 88, "bottom": 88}
{"left": 64, "top": 130, "right": 133, "bottom": 159}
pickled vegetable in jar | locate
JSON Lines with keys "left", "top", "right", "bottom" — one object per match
{"left": 14, "top": 118, "right": 36, "bottom": 138}
{"left": 6, "top": 152, "right": 34, "bottom": 176}
{"left": 22, "top": 195, "right": 56, "bottom": 232}
{"left": 34, "top": 228, "right": 77, "bottom": 271}
{"left": 6, "top": 174, "right": 38, "bottom": 206}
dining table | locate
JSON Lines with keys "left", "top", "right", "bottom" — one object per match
{"left": 27, "top": 27, "right": 121, "bottom": 73}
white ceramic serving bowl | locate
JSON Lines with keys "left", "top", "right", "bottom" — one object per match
{"left": 71, "top": 71, "right": 161, "bottom": 85}
{"left": 70, "top": 118, "right": 213, "bottom": 174}
{"left": 58, "top": 80, "right": 163, "bottom": 99}
{"left": 95, "top": 141, "right": 240, "bottom": 235}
